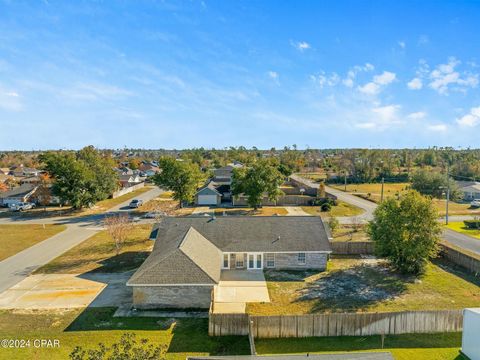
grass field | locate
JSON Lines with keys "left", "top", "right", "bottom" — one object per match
{"left": 247, "top": 257, "right": 480, "bottom": 315}
{"left": 330, "top": 183, "right": 410, "bottom": 203}
{"left": 0, "top": 224, "right": 67, "bottom": 261}
{"left": 446, "top": 222, "right": 480, "bottom": 239}
{"left": 330, "top": 182, "right": 480, "bottom": 216}
{"left": 0, "top": 307, "right": 250, "bottom": 360}
{"left": 301, "top": 201, "right": 364, "bottom": 217}
{"left": 35, "top": 224, "right": 152, "bottom": 274}
{"left": 331, "top": 224, "right": 369, "bottom": 242}
{"left": 255, "top": 332, "right": 465, "bottom": 360}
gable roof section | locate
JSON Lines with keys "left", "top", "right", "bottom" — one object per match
{"left": 179, "top": 227, "right": 222, "bottom": 283}
{"left": 127, "top": 226, "right": 222, "bottom": 286}
{"left": 154, "top": 216, "right": 331, "bottom": 253}
{"left": 196, "top": 181, "right": 222, "bottom": 196}
{"left": 0, "top": 184, "right": 37, "bottom": 199}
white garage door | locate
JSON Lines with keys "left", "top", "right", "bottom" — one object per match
{"left": 198, "top": 194, "right": 218, "bottom": 205}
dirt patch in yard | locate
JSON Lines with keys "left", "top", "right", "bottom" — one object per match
{"left": 247, "top": 256, "right": 480, "bottom": 315}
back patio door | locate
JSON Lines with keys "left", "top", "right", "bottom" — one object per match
{"left": 247, "top": 253, "right": 263, "bottom": 270}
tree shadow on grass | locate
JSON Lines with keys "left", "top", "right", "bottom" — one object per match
{"left": 255, "top": 332, "right": 463, "bottom": 354}
{"left": 91, "top": 251, "right": 151, "bottom": 273}
{"left": 294, "top": 263, "right": 409, "bottom": 313}
{"left": 64, "top": 307, "right": 174, "bottom": 332}
{"left": 64, "top": 308, "right": 250, "bottom": 356}
{"left": 167, "top": 317, "right": 250, "bottom": 355}
{"left": 433, "top": 257, "right": 480, "bottom": 286}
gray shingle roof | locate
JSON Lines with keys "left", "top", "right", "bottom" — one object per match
{"left": 188, "top": 353, "right": 394, "bottom": 360}
{"left": 128, "top": 216, "right": 331, "bottom": 286}
{"left": 153, "top": 216, "right": 331, "bottom": 253}
{"left": 128, "top": 225, "right": 222, "bottom": 286}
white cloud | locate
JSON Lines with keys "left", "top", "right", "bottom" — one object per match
{"left": 398, "top": 41, "right": 406, "bottom": 49}
{"left": 358, "top": 71, "right": 396, "bottom": 95}
{"left": 427, "top": 57, "right": 479, "bottom": 95}
{"left": 268, "top": 71, "right": 278, "bottom": 80}
{"left": 342, "top": 63, "right": 374, "bottom": 88}
{"left": 373, "top": 71, "right": 396, "bottom": 85}
{"left": 310, "top": 72, "right": 340, "bottom": 88}
{"left": 356, "top": 104, "right": 402, "bottom": 130}
{"left": 407, "top": 77, "right": 423, "bottom": 90}
{"left": 407, "top": 111, "right": 426, "bottom": 119}
{"left": 428, "top": 124, "right": 447, "bottom": 132}
{"left": 291, "top": 40, "right": 311, "bottom": 52}
{"left": 268, "top": 71, "right": 279, "bottom": 85}
{"left": 0, "top": 87, "right": 22, "bottom": 111}
{"left": 456, "top": 106, "right": 480, "bottom": 127}
{"left": 61, "top": 82, "right": 133, "bottom": 101}
{"left": 358, "top": 82, "right": 380, "bottom": 95}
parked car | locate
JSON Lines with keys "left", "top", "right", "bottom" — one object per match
{"left": 9, "top": 202, "right": 36, "bottom": 211}
{"left": 128, "top": 199, "right": 143, "bottom": 208}
{"left": 471, "top": 199, "right": 480, "bottom": 208}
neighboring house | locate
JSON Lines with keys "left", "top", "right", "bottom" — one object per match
{"left": 195, "top": 182, "right": 222, "bottom": 205}
{"left": 10, "top": 165, "right": 41, "bottom": 177}
{"left": 139, "top": 163, "right": 160, "bottom": 177}
{"left": 212, "top": 163, "right": 242, "bottom": 183}
{"left": 0, "top": 184, "right": 38, "bottom": 207}
{"left": 19, "top": 176, "right": 41, "bottom": 184}
{"left": 194, "top": 163, "right": 243, "bottom": 206}
{"left": 119, "top": 174, "right": 143, "bottom": 188}
{"left": 127, "top": 216, "right": 332, "bottom": 309}
{"left": 457, "top": 181, "right": 480, "bottom": 201}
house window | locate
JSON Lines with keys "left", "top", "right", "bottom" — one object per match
{"left": 235, "top": 254, "right": 244, "bottom": 268}
{"left": 298, "top": 252, "right": 306, "bottom": 265}
{"left": 223, "top": 253, "right": 229, "bottom": 269}
{"left": 266, "top": 253, "right": 275, "bottom": 268}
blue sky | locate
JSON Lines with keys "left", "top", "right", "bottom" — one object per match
{"left": 1, "top": 0, "right": 480, "bottom": 150}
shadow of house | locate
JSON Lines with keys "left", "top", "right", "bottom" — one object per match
{"left": 294, "top": 264, "right": 408, "bottom": 313}
{"left": 167, "top": 317, "right": 250, "bottom": 356}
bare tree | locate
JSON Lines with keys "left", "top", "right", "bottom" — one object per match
{"left": 104, "top": 213, "right": 133, "bottom": 256}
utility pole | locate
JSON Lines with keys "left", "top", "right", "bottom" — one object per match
{"left": 344, "top": 172, "right": 347, "bottom": 192}
{"left": 446, "top": 162, "right": 450, "bottom": 225}
{"left": 380, "top": 177, "right": 385, "bottom": 202}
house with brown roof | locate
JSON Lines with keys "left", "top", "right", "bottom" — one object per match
{"left": 127, "top": 216, "right": 332, "bottom": 309}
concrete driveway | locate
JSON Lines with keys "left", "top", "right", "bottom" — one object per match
{"left": 0, "top": 272, "right": 132, "bottom": 309}
{"left": 284, "top": 206, "right": 311, "bottom": 216}
{"left": 213, "top": 270, "right": 270, "bottom": 313}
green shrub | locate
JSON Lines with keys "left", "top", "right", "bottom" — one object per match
{"left": 464, "top": 220, "right": 480, "bottom": 229}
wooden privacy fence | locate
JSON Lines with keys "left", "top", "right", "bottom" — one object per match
{"left": 330, "top": 241, "right": 375, "bottom": 255}
{"left": 209, "top": 310, "right": 463, "bottom": 338}
{"left": 440, "top": 243, "right": 480, "bottom": 275}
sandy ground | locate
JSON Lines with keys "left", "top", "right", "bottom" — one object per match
{"left": 0, "top": 272, "right": 132, "bottom": 309}
{"left": 284, "top": 206, "right": 311, "bottom": 216}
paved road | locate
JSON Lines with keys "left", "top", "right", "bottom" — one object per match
{"left": 295, "top": 175, "right": 480, "bottom": 256}
{"left": 0, "top": 187, "right": 163, "bottom": 293}
{"left": 442, "top": 228, "right": 480, "bottom": 255}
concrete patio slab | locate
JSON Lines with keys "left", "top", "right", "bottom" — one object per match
{"left": 0, "top": 272, "right": 131, "bottom": 309}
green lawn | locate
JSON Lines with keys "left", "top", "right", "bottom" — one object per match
{"left": 35, "top": 224, "right": 152, "bottom": 274}
{"left": 255, "top": 332, "right": 466, "bottom": 360}
{"left": 0, "top": 224, "right": 67, "bottom": 261}
{"left": 302, "top": 201, "right": 364, "bottom": 217}
{"left": 446, "top": 222, "right": 480, "bottom": 239}
{"left": 247, "top": 257, "right": 480, "bottom": 315}
{"left": 0, "top": 307, "right": 250, "bottom": 360}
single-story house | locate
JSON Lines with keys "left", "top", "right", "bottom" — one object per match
{"left": 0, "top": 184, "right": 38, "bottom": 207}
{"left": 195, "top": 182, "right": 222, "bottom": 205}
{"left": 127, "top": 216, "right": 332, "bottom": 309}
{"left": 10, "top": 165, "right": 41, "bottom": 177}
{"left": 139, "top": 163, "right": 160, "bottom": 177}
{"left": 457, "top": 181, "right": 480, "bottom": 201}
{"left": 119, "top": 174, "right": 143, "bottom": 188}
